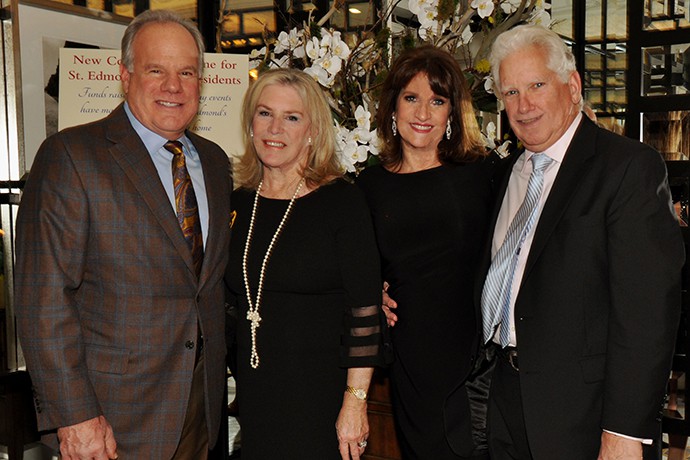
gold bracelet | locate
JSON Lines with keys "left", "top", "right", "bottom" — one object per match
{"left": 346, "top": 385, "right": 367, "bottom": 400}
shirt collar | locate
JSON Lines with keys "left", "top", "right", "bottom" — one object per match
{"left": 124, "top": 102, "right": 191, "bottom": 155}
{"left": 521, "top": 112, "right": 583, "bottom": 172}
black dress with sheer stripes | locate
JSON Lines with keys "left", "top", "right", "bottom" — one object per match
{"left": 226, "top": 179, "right": 387, "bottom": 459}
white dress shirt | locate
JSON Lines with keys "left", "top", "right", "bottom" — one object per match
{"left": 491, "top": 113, "right": 582, "bottom": 346}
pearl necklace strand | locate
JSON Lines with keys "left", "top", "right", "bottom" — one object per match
{"left": 242, "top": 178, "right": 305, "bottom": 369}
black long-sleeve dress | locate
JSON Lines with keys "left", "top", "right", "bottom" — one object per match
{"left": 357, "top": 162, "right": 492, "bottom": 459}
{"left": 226, "top": 179, "right": 387, "bottom": 459}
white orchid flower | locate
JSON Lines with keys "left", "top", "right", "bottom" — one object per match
{"left": 471, "top": 0, "right": 495, "bottom": 18}
{"left": 274, "top": 28, "right": 303, "bottom": 54}
{"left": 418, "top": 17, "right": 449, "bottom": 40}
{"left": 349, "top": 144, "right": 370, "bottom": 165}
{"left": 481, "top": 121, "right": 497, "bottom": 149}
{"left": 350, "top": 127, "right": 372, "bottom": 144}
{"left": 408, "top": 0, "right": 435, "bottom": 16}
{"left": 330, "top": 34, "right": 351, "bottom": 60}
{"left": 421, "top": 6, "right": 438, "bottom": 24}
{"left": 320, "top": 54, "right": 343, "bottom": 77}
{"left": 496, "top": 140, "right": 513, "bottom": 158}
{"left": 338, "top": 137, "right": 359, "bottom": 172}
{"left": 274, "top": 31, "right": 290, "bottom": 54}
{"left": 500, "top": 0, "right": 522, "bottom": 14}
{"left": 305, "top": 37, "right": 321, "bottom": 60}
{"left": 304, "top": 61, "right": 333, "bottom": 87}
{"left": 486, "top": 121, "right": 497, "bottom": 139}
{"left": 484, "top": 75, "right": 494, "bottom": 94}
{"left": 529, "top": 8, "right": 552, "bottom": 26}
{"left": 368, "top": 130, "right": 381, "bottom": 156}
{"left": 320, "top": 30, "right": 333, "bottom": 50}
{"left": 354, "top": 105, "right": 371, "bottom": 130}
{"left": 249, "top": 47, "right": 267, "bottom": 59}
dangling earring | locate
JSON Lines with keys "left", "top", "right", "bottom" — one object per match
{"left": 445, "top": 119, "right": 452, "bottom": 140}
{"left": 250, "top": 127, "right": 254, "bottom": 138}
{"left": 308, "top": 136, "right": 312, "bottom": 145}
{"left": 392, "top": 114, "right": 398, "bottom": 137}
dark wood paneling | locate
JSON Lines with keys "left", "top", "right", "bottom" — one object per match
{"left": 364, "top": 370, "right": 401, "bottom": 460}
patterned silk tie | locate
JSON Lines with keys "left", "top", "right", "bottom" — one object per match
{"left": 165, "top": 140, "right": 204, "bottom": 278}
{"left": 481, "top": 153, "right": 553, "bottom": 346}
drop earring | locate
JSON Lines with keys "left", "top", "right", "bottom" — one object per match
{"left": 392, "top": 114, "right": 398, "bottom": 137}
{"left": 446, "top": 119, "right": 452, "bottom": 140}
{"left": 250, "top": 127, "right": 254, "bottom": 138}
{"left": 308, "top": 136, "right": 312, "bottom": 145}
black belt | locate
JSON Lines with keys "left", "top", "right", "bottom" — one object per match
{"left": 493, "top": 343, "right": 519, "bottom": 371}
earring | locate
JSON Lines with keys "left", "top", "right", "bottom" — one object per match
{"left": 392, "top": 115, "right": 397, "bottom": 137}
{"left": 250, "top": 127, "right": 254, "bottom": 138}
{"left": 446, "top": 119, "right": 452, "bottom": 140}
{"left": 308, "top": 136, "right": 312, "bottom": 145}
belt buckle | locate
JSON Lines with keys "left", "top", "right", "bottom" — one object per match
{"left": 506, "top": 349, "right": 519, "bottom": 371}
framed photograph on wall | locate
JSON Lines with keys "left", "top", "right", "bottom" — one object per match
{"left": 16, "top": 0, "right": 130, "bottom": 170}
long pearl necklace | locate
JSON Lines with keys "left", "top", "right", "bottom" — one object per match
{"left": 242, "top": 178, "right": 305, "bottom": 369}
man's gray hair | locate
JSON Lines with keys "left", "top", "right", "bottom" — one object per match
{"left": 121, "top": 9, "right": 205, "bottom": 75}
{"left": 489, "top": 24, "right": 577, "bottom": 96}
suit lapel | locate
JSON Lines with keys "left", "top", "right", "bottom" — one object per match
{"left": 104, "top": 105, "right": 199, "bottom": 279}
{"left": 189, "top": 131, "right": 230, "bottom": 291}
{"left": 521, "top": 117, "right": 599, "bottom": 282}
{"left": 475, "top": 152, "right": 521, "bottom": 311}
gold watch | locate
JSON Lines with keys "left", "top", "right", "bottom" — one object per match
{"left": 346, "top": 385, "right": 367, "bottom": 400}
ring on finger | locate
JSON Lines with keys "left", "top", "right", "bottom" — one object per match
{"left": 358, "top": 440, "right": 367, "bottom": 448}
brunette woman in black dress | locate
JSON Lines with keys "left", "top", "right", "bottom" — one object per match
{"left": 357, "top": 46, "right": 493, "bottom": 459}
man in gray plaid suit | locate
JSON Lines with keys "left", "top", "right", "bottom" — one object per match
{"left": 14, "top": 9, "right": 232, "bottom": 459}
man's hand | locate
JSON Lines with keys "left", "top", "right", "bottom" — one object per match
{"left": 58, "top": 415, "right": 118, "bottom": 460}
{"left": 597, "top": 431, "right": 643, "bottom": 460}
{"left": 382, "top": 281, "right": 398, "bottom": 327}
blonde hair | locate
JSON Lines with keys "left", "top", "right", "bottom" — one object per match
{"left": 235, "top": 68, "right": 342, "bottom": 189}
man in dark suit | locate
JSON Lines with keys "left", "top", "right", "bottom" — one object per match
{"left": 471, "top": 24, "right": 683, "bottom": 459}
{"left": 14, "top": 9, "right": 232, "bottom": 459}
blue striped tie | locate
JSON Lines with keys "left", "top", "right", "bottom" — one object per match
{"left": 481, "top": 153, "right": 553, "bottom": 346}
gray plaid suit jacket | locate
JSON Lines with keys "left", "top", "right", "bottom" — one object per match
{"left": 14, "top": 103, "right": 233, "bottom": 458}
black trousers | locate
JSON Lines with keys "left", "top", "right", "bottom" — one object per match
{"left": 487, "top": 356, "right": 532, "bottom": 460}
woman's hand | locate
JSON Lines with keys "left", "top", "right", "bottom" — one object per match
{"left": 335, "top": 393, "right": 369, "bottom": 460}
{"left": 382, "top": 281, "right": 398, "bottom": 327}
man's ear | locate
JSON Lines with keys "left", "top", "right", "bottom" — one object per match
{"left": 568, "top": 70, "right": 582, "bottom": 105}
{"left": 120, "top": 64, "right": 130, "bottom": 94}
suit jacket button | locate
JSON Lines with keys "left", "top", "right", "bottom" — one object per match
{"left": 185, "top": 340, "right": 195, "bottom": 350}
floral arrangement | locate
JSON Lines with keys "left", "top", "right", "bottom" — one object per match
{"left": 244, "top": 0, "right": 552, "bottom": 173}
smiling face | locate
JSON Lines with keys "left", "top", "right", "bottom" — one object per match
{"left": 499, "top": 44, "right": 582, "bottom": 153}
{"left": 395, "top": 72, "right": 451, "bottom": 160}
{"left": 251, "top": 83, "right": 313, "bottom": 176}
{"left": 120, "top": 22, "right": 200, "bottom": 139}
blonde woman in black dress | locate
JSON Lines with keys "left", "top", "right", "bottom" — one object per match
{"left": 226, "top": 68, "right": 388, "bottom": 459}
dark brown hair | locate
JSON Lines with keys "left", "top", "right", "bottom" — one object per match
{"left": 376, "top": 45, "right": 485, "bottom": 169}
